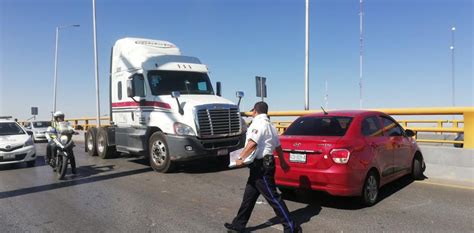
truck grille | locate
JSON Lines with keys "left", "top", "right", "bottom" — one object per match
{"left": 196, "top": 107, "right": 241, "bottom": 138}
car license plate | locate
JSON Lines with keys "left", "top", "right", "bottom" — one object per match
{"left": 3, "top": 153, "right": 15, "bottom": 160}
{"left": 217, "top": 148, "right": 228, "bottom": 156}
{"left": 289, "top": 153, "right": 306, "bottom": 163}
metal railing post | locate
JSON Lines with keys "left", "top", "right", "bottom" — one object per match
{"left": 463, "top": 112, "right": 473, "bottom": 149}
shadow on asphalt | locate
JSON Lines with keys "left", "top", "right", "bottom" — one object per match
{"left": 245, "top": 175, "right": 419, "bottom": 231}
{"left": 280, "top": 175, "right": 416, "bottom": 210}
{"left": 0, "top": 167, "right": 152, "bottom": 200}
{"left": 127, "top": 156, "right": 231, "bottom": 174}
{"left": 0, "top": 156, "right": 48, "bottom": 171}
{"left": 245, "top": 203, "right": 322, "bottom": 232}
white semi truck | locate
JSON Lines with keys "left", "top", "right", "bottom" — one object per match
{"left": 85, "top": 38, "right": 246, "bottom": 173}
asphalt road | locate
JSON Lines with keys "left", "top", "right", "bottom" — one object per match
{"left": 0, "top": 142, "right": 473, "bottom": 233}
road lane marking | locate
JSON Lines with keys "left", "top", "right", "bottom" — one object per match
{"left": 416, "top": 181, "right": 474, "bottom": 190}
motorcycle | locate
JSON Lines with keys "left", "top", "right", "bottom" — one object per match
{"left": 48, "top": 122, "right": 77, "bottom": 180}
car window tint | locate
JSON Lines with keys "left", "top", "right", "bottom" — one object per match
{"left": 0, "top": 122, "right": 25, "bottom": 135}
{"left": 283, "top": 116, "right": 353, "bottom": 136}
{"left": 382, "top": 117, "right": 404, "bottom": 137}
{"left": 361, "top": 116, "right": 383, "bottom": 137}
{"left": 33, "top": 121, "right": 51, "bottom": 128}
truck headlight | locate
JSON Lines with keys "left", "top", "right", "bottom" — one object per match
{"left": 173, "top": 122, "right": 196, "bottom": 136}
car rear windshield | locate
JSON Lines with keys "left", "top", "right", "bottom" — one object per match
{"left": 0, "top": 122, "right": 25, "bottom": 135}
{"left": 283, "top": 116, "right": 353, "bottom": 136}
{"left": 33, "top": 121, "right": 51, "bottom": 128}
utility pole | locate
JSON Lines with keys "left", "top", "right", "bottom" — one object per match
{"left": 450, "top": 26, "right": 456, "bottom": 107}
{"left": 359, "top": 0, "right": 364, "bottom": 109}
{"left": 92, "top": 0, "right": 101, "bottom": 126}
{"left": 325, "top": 80, "right": 328, "bottom": 109}
{"left": 304, "top": 0, "right": 310, "bottom": 110}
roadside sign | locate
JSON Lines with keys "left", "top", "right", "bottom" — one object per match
{"left": 255, "top": 76, "right": 267, "bottom": 101}
{"left": 31, "top": 107, "right": 38, "bottom": 116}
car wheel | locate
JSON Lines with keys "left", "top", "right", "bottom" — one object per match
{"left": 149, "top": 132, "right": 174, "bottom": 173}
{"left": 412, "top": 157, "right": 424, "bottom": 180}
{"left": 86, "top": 128, "right": 98, "bottom": 156}
{"left": 26, "top": 159, "right": 36, "bottom": 167}
{"left": 361, "top": 171, "right": 379, "bottom": 206}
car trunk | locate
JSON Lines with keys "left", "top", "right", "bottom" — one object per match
{"left": 278, "top": 135, "right": 343, "bottom": 169}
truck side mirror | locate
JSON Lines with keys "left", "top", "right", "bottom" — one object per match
{"left": 236, "top": 91, "right": 244, "bottom": 108}
{"left": 171, "top": 91, "right": 181, "bottom": 98}
{"left": 171, "top": 91, "right": 184, "bottom": 115}
{"left": 216, "top": 82, "right": 222, "bottom": 96}
{"left": 126, "top": 79, "right": 135, "bottom": 97}
{"left": 127, "top": 74, "right": 145, "bottom": 98}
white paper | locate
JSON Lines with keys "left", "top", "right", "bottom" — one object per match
{"left": 228, "top": 148, "right": 256, "bottom": 168}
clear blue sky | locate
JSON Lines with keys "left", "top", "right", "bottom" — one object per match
{"left": 1, "top": 0, "right": 472, "bottom": 120}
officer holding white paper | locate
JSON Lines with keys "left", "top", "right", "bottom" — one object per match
{"left": 225, "top": 102, "right": 302, "bottom": 233}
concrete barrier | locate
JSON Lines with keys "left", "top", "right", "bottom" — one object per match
{"left": 420, "top": 145, "right": 474, "bottom": 186}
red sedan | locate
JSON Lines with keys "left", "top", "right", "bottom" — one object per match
{"left": 275, "top": 110, "right": 425, "bottom": 206}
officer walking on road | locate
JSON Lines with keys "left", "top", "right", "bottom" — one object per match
{"left": 225, "top": 102, "right": 302, "bottom": 233}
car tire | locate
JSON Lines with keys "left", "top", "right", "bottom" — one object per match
{"left": 97, "top": 128, "right": 115, "bottom": 159}
{"left": 86, "top": 128, "right": 98, "bottom": 156}
{"left": 149, "top": 132, "right": 174, "bottom": 173}
{"left": 26, "top": 159, "right": 35, "bottom": 167}
{"left": 412, "top": 157, "right": 424, "bottom": 180}
{"left": 361, "top": 171, "right": 379, "bottom": 206}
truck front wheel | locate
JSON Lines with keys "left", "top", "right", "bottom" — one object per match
{"left": 149, "top": 132, "right": 174, "bottom": 173}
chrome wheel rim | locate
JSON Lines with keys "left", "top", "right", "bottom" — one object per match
{"left": 87, "top": 134, "right": 94, "bottom": 151}
{"left": 365, "top": 175, "right": 378, "bottom": 202}
{"left": 97, "top": 135, "right": 105, "bottom": 153}
{"left": 151, "top": 140, "right": 167, "bottom": 166}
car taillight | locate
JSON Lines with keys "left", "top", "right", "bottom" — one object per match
{"left": 330, "top": 149, "right": 351, "bottom": 164}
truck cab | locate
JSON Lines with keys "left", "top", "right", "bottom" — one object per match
{"left": 85, "top": 38, "right": 245, "bottom": 172}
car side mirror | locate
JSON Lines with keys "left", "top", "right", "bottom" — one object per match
{"left": 26, "top": 130, "right": 33, "bottom": 136}
{"left": 405, "top": 129, "right": 415, "bottom": 137}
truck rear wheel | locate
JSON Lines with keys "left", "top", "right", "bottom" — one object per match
{"left": 86, "top": 128, "right": 98, "bottom": 156}
{"left": 97, "top": 127, "right": 116, "bottom": 159}
{"left": 149, "top": 132, "right": 174, "bottom": 173}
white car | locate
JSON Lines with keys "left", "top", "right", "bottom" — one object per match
{"left": 0, "top": 119, "right": 36, "bottom": 166}
{"left": 25, "top": 120, "right": 51, "bottom": 142}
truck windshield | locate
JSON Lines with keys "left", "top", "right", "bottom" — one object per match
{"left": 148, "top": 71, "right": 214, "bottom": 95}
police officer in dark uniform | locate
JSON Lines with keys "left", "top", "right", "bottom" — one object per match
{"left": 225, "top": 102, "right": 302, "bottom": 233}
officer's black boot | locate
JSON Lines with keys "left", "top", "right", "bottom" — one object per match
{"left": 224, "top": 223, "right": 244, "bottom": 233}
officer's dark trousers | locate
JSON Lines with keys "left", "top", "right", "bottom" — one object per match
{"left": 46, "top": 141, "right": 56, "bottom": 162}
{"left": 232, "top": 155, "right": 296, "bottom": 233}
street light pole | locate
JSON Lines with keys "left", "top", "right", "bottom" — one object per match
{"left": 304, "top": 0, "right": 310, "bottom": 110}
{"left": 52, "top": 24, "right": 80, "bottom": 114}
{"left": 92, "top": 0, "right": 101, "bottom": 127}
{"left": 450, "top": 26, "right": 456, "bottom": 107}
